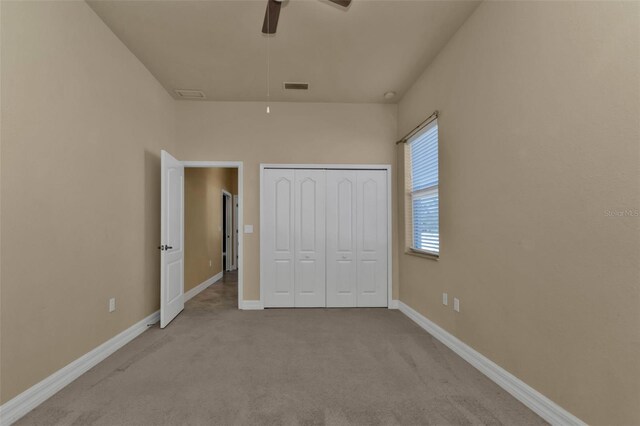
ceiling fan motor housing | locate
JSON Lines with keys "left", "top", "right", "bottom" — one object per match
{"left": 262, "top": 0, "right": 351, "bottom": 34}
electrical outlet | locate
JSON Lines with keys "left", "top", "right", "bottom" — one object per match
{"left": 453, "top": 298, "right": 460, "bottom": 312}
{"left": 442, "top": 293, "right": 448, "bottom": 306}
{"left": 109, "top": 298, "right": 116, "bottom": 313}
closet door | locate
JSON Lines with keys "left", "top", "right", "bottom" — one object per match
{"left": 326, "top": 170, "right": 357, "bottom": 307}
{"left": 356, "top": 170, "right": 388, "bottom": 307}
{"left": 263, "top": 169, "right": 295, "bottom": 307}
{"left": 294, "top": 170, "right": 326, "bottom": 307}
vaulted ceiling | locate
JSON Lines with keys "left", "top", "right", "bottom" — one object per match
{"left": 88, "top": 0, "right": 480, "bottom": 103}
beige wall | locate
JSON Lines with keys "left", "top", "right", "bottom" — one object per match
{"left": 0, "top": 1, "right": 175, "bottom": 403}
{"left": 396, "top": 2, "right": 640, "bottom": 425}
{"left": 184, "top": 168, "right": 236, "bottom": 292}
{"left": 175, "top": 102, "right": 398, "bottom": 301}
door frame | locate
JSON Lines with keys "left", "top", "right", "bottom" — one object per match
{"left": 222, "top": 189, "right": 232, "bottom": 272}
{"left": 182, "top": 161, "right": 245, "bottom": 309}
{"left": 259, "top": 163, "right": 394, "bottom": 309}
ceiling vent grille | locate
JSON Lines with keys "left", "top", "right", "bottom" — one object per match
{"left": 174, "top": 89, "right": 206, "bottom": 99}
{"left": 283, "top": 82, "right": 309, "bottom": 90}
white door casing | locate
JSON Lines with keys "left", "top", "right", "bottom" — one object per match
{"left": 263, "top": 169, "right": 296, "bottom": 307}
{"left": 326, "top": 170, "right": 357, "bottom": 307}
{"left": 294, "top": 170, "right": 326, "bottom": 307}
{"left": 356, "top": 170, "right": 387, "bottom": 307}
{"left": 160, "top": 150, "right": 185, "bottom": 328}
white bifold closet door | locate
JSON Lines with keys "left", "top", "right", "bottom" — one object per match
{"left": 263, "top": 169, "right": 326, "bottom": 307}
{"left": 263, "top": 168, "right": 386, "bottom": 308}
{"left": 326, "top": 170, "right": 387, "bottom": 307}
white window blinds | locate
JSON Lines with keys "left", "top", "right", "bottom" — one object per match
{"left": 406, "top": 120, "right": 439, "bottom": 255}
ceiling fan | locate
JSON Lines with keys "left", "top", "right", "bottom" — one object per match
{"left": 262, "top": 0, "right": 352, "bottom": 34}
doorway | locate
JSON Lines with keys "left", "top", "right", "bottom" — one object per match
{"left": 160, "top": 151, "right": 244, "bottom": 328}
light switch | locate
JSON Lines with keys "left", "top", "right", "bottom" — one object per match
{"left": 244, "top": 225, "right": 254, "bottom": 234}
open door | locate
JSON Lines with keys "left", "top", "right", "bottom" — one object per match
{"left": 233, "top": 195, "right": 239, "bottom": 270}
{"left": 160, "top": 150, "right": 184, "bottom": 328}
{"left": 224, "top": 191, "right": 233, "bottom": 271}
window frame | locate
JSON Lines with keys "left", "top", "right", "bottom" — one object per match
{"left": 405, "top": 120, "right": 440, "bottom": 259}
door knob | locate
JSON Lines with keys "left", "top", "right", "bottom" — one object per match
{"left": 166, "top": 246, "right": 173, "bottom": 250}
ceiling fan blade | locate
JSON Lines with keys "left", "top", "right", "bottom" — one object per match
{"left": 328, "top": 0, "right": 351, "bottom": 7}
{"left": 262, "top": 0, "right": 281, "bottom": 34}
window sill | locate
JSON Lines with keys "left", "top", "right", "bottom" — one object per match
{"left": 405, "top": 249, "right": 439, "bottom": 261}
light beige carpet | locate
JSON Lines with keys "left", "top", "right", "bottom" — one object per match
{"left": 17, "top": 272, "right": 546, "bottom": 425}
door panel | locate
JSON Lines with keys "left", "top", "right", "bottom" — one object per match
{"left": 263, "top": 169, "right": 295, "bottom": 307}
{"left": 294, "top": 170, "right": 326, "bottom": 307}
{"left": 225, "top": 193, "right": 232, "bottom": 271}
{"left": 326, "top": 171, "right": 357, "bottom": 307}
{"left": 161, "top": 150, "right": 184, "bottom": 328}
{"left": 275, "top": 178, "right": 292, "bottom": 250}
{"left": 298, "top": 260, "right": 317, "bottom": 293}
{"left": 299, "top": 178, "right": 317, "bottom": 251}
{"left": 166, "top": 260, "right": 183, "bottom": 302}
{"left": 361, "top": 179, "right": 379, "bottom": 252}
{"left": 275, "top": 260, "right": 293, "bottom": 294}
{"left": 356, "top": 170, "right": 387, "bottom": 307}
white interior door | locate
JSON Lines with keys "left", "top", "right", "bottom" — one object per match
{"left": 263, "top": 169, "right": 295, "bottom": 307}
{"left": 160, "top": 150, "right": 184, "bottom": 328}
{"left": 356, "top": 170, "right": 388, "bottom": 307}
{"left": 232, "top": 195, "right": 238, "bottom": 270}
{"left": 294, "top": 170, "right": 326, "bottom": 307}
{"left": 326, "top": 170, "right": 357, "bottom": 307}
{"left": 223, "top": 192, "right": 232, "bottom": 271}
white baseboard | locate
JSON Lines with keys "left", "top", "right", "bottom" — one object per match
{"left": 0, "top": 310, "right": 159, "bottom": 426}
{"left": 184, "top": 271, "right": 223, "bottom": 302}
{"left": 239, "top": 301, "right": 396, "bottom": 310}
{"left": 239, "top": 300, "right": 264, "bottom": 310}
{"left": 398, "top": 302, "right": 585, "bottom": 426}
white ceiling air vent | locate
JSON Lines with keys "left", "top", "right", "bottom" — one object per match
{"left": 174, "top": 89, "right": 206, "bottom": 99}
{"left": 283, "top": 82, "right": 309, "bottom": 90}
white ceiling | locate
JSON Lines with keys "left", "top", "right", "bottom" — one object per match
{"left": 88, "top": 0, "right": 480, "bottom": 103}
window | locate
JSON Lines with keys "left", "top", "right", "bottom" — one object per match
{"left": 406, "top": 120, "right": 439, "bottom": 256}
